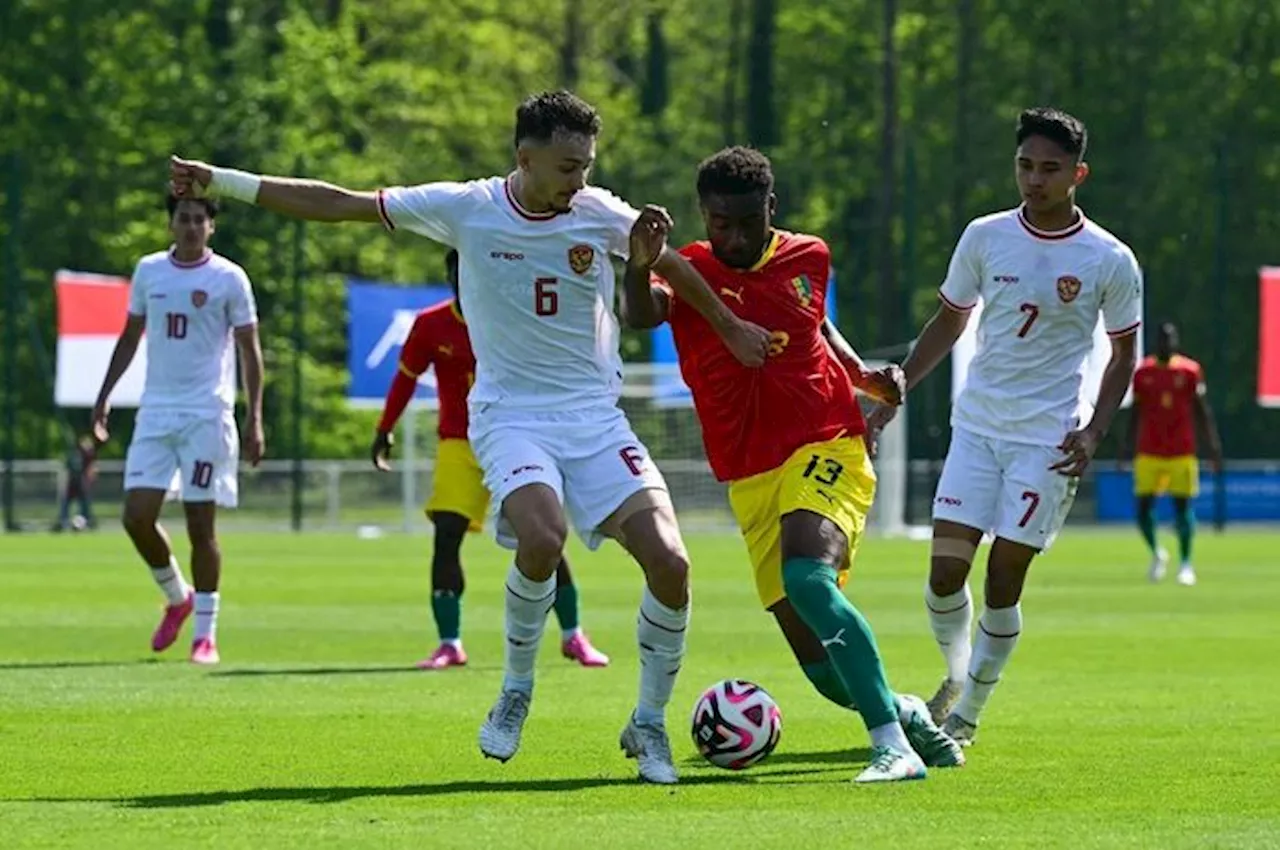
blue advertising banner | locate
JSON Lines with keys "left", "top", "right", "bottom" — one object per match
{"left": 346, "top": 279, "right": 453, "bottom": 407}
{"left": 1095, "top": 468, "right": 1280, "bottom": 522}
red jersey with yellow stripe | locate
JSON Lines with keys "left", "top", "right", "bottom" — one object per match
{"left": 660, "top": 230, "right": 864, "bottom": 482}
{"left": 399, "top": 300, "right": 474, "bottom": 440}
{"left": 1132, "top": 354, "right": 1202, "bottom": 457}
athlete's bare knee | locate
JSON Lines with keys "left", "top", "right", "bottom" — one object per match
{"left": 516, "top": 522, "right": 566, "bottom": 580}
{"left": 643, "top": 545, "right": 689, "bottom": 609}
{"left": 930, "top": 528, "right": 980, "bottom": 596}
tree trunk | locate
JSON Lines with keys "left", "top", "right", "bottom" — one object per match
{"left": 877, "top": 0, "right": 899, "bottom": 342}
{"left": 745, "top": 0, "right": 777, "bottom": 149}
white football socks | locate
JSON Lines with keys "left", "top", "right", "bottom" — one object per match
{"left": 502, "top": 564, "right": 555, "bottom": 695}
{"left": 634, "top": 587, "right": 689, "bottom": 727}
{"left": 150, "top": 557, "right": 191, "bottom": 606}
{"left": 954, "top": 604, "right": 1022, "bottom": 724}
{"left": 925, "top": 584, "right": 973, "bottom": 683}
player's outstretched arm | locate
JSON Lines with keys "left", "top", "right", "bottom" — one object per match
{"left": 619, "top": 205, "right": 673, "bottom": 329}
{"left": 899, "top": 302, "right": 971, "bottom": 392}
{"left": 234, "top": 324, "right": 265, "bottom": 466}
{"left": 170, "top": 156, "right": 381, "bottom": 223}
{"left": 1122, "top": 397, "right": 1140, "bottom": 463}
{"left": 90, "top": 314, "right": 145, "bottom": 444}
{"left": 821, "top": 318, "right": 903, "bottom": 405}
{"left": 1053, "top": 331, "right": 1138, "bottom": 477}
{"left": 652, "top": 250, "right": 770, "bottom": 367}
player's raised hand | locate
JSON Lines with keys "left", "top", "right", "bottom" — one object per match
{"left": 243, "top": 416, "right": 265, "bottom": 467}
{"left": 371, "top": 430, "right": 395, "bottom": 472}
{"left": 862, "top": 364, "right": 906, "bottom": 406}
{"left": 170, "top": 155, "right": 213, "bottom": 199}
{"left": 629, "top": 205, "right": 673, "bottom": 269}
{"left": 725, "top": 320, "right": 772, "bottom": 368}
{"left": 90, "top": 402, "right": 110, "bottom": 445}
{"left": 1051, "top": 426, "right": 1099, "bottom": 477}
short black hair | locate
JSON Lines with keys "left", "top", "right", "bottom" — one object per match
{"left": 166, "top": 193, "right": 219, "bottom": 219}
{"left": 1016, "top": 107, "right": 1087, "bottom": 160}
{"left": 696, "top": 146, "right": 775, "bottom": 198}
{"left": 514, "top": 90, "right": 602, "bottom": 147}
{"left": 445, "top": 249, "right": 459, "bottom": 271}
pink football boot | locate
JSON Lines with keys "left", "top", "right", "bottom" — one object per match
{"left": 190, "top": 638, "right": 220, "bottom": 665}
{"left": 562, "top": 632, "right": 610, "bottom": 667}
{"left": 151, "top": 594, "right": 193, "bottom": 652}
{"left": 417, "top": 642, "right": 468, "bottom": 670}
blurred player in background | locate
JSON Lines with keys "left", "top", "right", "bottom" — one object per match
{"left": 1125, "top": 321, "right": 1223, "bottom": 586}
{"left": 91, "top": 195, "right": 264, "bottom": 666}
{"left": 868, "top": 108, "right": 1142, "bottom": 746}
{"left": 52, "top": 434, "right": 99, "bottom": 532}
{"left": 372, "top": 249, "right": 609, "bottom": 669}
{"left": 171, "top": 90, "right": 770, "bottom": 784}
{"left": 623, "top": 146, "right": 963, "bottom": 783}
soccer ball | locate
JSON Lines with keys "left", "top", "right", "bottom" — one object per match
{"left": 690, "top": 679, "right": 782, "bottom": 770}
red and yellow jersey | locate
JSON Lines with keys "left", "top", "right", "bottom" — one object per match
{"left": 399, "top": 300, "right": 474, "bottom": 440}
{"left": 1132, "top": 354, "right": 1202, "bottom": 457}
{"left": 659, "top": 230, "right": 864, "bottom": 482}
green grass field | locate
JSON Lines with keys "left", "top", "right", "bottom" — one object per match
{"left": 2, "top": 527, "right": 1278, "bottom": 849}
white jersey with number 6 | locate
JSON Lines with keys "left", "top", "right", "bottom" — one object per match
{"left": 939, "top": 206, "right": 1143, "bottom": 447}
{"left": 377, "top": 176, "right": 639, "bottom": 413}
{"left": 127, "top": 249, "right": 258, "bottom": 413}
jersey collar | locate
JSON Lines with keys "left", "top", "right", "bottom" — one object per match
{"left": 1016, "top": 205, "right": 1086, "bottom": 241}
{"left": 168, "top": 247, "right": 212, "bottom": 268}
{"left": 746, "top": 231, "right": 783, "bottom": 272}
{"left": 504, "top": 174, "right": 568, "bottom": 221}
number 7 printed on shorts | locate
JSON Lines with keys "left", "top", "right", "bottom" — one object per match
{"left": 1018, "top": 489, "right": 1040, "bottom": 528}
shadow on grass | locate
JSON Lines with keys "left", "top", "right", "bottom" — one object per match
{"left": 0, "top": 660, "right": 160, "bottom": 671}
{"left": 25, "top": 767, "right": 846, "bottom": 808}
{"left": 210, "top": 664, "right": 502, "bottom": 678}
{"left": 682, "top": 747, "right": 872, "bottom": 768}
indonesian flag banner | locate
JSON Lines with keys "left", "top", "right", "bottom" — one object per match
{"left": 55, "top": 269, "right": 146, "bottom": 408}
{"left": 1259, "top": 267, "right": 1280, "bottom": 407}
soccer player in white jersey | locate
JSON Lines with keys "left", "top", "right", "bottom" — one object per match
{"left": 91, "top": 195, "right": 265, "bottom": 666}
{"left": 169, "top": 90, "right": 770, "bottom": 784}
{"left": 868, "top": 108, "right": 1142, "bottom": 745}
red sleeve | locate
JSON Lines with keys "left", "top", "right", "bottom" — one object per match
{"left": 398, "top": 312, "right": 436, "bottom": 377}
{"left": 378, "top": 312, "right": 435, "bottom": 433}
{"left": 377, "top": 370, "right": 418, "bottom": 433}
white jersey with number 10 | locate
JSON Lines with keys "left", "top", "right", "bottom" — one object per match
{"left": 377, "top": 176, "right": 639, "bottom": 413}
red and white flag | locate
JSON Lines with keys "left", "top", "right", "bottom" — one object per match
{"left": 55, "top": 269, "right": 147, "bottom": 408}
{"left": 1259, "top": 267, "right": 1280, "bottom": 407}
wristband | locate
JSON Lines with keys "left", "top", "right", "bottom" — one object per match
{"left": 209, "top": 166, "right": 262, "bottom": 203}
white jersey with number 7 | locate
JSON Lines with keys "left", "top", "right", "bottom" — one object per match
{"left": 377, "top": 176, "right": 640, "bottom": 413}
{"left": 939, "top": 206, "right": 1143, "bottom": 446}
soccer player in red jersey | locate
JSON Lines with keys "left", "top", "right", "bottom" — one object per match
{"left": 1124, "top": 321, "right": 1223, "bottom": 586}
{"left": 372, "top": 250, "right": 609, "bottom": 669}
{"left": 621, "top": 147, "right": 963, "bottom": 783}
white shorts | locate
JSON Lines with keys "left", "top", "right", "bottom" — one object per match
{"left": 932, "top": 426, "right": 1078, "bottom": 550}
{"left": 125, "top": 409, "right": 240, "bottom": 508}
{"left": 469, "top": 405, "right": 668, "bottom": 551}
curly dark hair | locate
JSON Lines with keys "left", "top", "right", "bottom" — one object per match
{"left": 514, "top": 90, "right": 602, "bottom": 147}
{"left": 1016, "top": 107, "right": 1087, "bottom": 160}
{"left": 696, "top": 146, "right": 775, "bottom": 198}
{"left": 166, "top": 193, "right": 219, "bottom": 219}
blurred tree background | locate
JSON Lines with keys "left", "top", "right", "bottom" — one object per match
{"left": 2, "top": 0, "right": 1277, "bottom": 462}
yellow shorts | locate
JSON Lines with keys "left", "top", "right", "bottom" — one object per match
{"left": 426, "top": 439, "right": 490, "bottom": 532}
{"left": 1134, "top": 454, "right": 1199, "bottom": 498}
{"left": 727, "top": 435, "right": 877, "bottom": 609}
